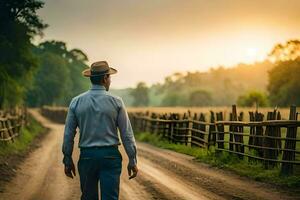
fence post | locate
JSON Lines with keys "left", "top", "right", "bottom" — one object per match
{"left": 187, "top": 118, "right": 192, "bottom": 147}
{"left": 167, "top": 114, "right": 173, "bottom": 142}
{"left": 150, "top": 113, "right": 156, "bottom": 133}
{"left": 173, "top": 113, "right": 179, "bottom": 144}
{"left": 249, "top": 111, "right": 255, "bottom": 155}
{"left": 216, "top": 112, "right": 224, "bottom": 150}
{"left": 249, "top": 111, "right": 263, "bottom": 163}
{"left": 255, "top": 111, "right": 264, "bottom": 158}
{"left": 208, "top": 111, "right": 216, "bottom": 148}
{"left": 237, "top": 111, "right": 244, "bottom": 155}
{"left": 199, "top": 113, "right": 206, "bottom": 147}
{"left": 229, "top": 105, "right": 237, "bottom": 152}
{"left": 263, "top": 110, "right": 279, "bottom": 169}
{"left": 182, "top": 113, "right": 189, "bottom": 146}
{"left": 191, "top": 113, "right": 197, "bottom": 147}
{"left": 281, "top": 105, "right": 298, "bottom": 175}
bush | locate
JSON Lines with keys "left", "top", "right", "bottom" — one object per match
{"left": 237, "top": 90, "right": 269, "bottom": 107}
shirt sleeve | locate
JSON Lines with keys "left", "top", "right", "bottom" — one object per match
{"left": 62, "top": 98, "right": 78, "bottom": 166}
{"left": 117, "top": 98, "right": 137, "bottom": 167}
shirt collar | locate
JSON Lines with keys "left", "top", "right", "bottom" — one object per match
{"left": 90, "top": 84, "right": 106, "bottom": 90}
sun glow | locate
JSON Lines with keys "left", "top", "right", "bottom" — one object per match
{"left": 245, "top": 48, "right": 258, "bottom": 61}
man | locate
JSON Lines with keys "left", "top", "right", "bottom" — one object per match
{"left": 62, "top": 61, "right": 138, "bottom": 200}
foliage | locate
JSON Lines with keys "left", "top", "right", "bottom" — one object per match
{"left": 266, "top": 40, "right": 300, "bottom": 106}
{"left": 188, "top": 89, "right": 213, "bottom": 106}
{"left": 26, "top": 51, "right": 69, "bottom": 106}
{"left": 237, "top": 90, "right": 269, "bottom": 107}
{"left": 267, "top": 59, "right": 300, "bottom": 106}
{"left": 160, "top": 89, "right": 213, "bottom": 107}
{"left": 130, "top": 82, "right": 149, "bottom": 107}
{"left": 26, "top": 40, "right": 90, "bottom": 106}
{"left": 110, "top": 88, "right": 134, "bottom": 106}
{"left": 115, "top": 61, "right": 273, "bottom": 107}
{"left": 269, "top": 40, "right": 300, "bottom": 63}
{"left": 161, "top": 92, "right": 188, "bottom": 106}
{"left": 0, "top": 0, "right": 47, "bottom": 108}
{"left": 0, "top": 115, "right": 45, "bottom": 156}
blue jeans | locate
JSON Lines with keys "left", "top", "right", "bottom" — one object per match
{"left": 77, "top": 146, "right": 122, "bottom": 200}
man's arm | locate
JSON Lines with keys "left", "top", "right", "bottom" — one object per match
{"left": 117, "top": 98, "right": 138, "bottom": 179}
{"left": 62, "top": 99, "right": 78, "bottom": 178}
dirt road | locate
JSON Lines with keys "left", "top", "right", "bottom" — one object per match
{"left": 0, "top": 109, "right": 298, "bottom": 200}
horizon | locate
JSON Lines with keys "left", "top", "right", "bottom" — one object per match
{"left": 36, "top": 0, "right": 300, "bottom": 89}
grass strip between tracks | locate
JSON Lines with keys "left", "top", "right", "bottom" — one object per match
{"left": 135, "top": 132, "right": 300, "bottom": 189}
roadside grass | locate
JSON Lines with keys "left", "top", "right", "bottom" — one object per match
{"left": 136, "top": 131, "right": 300, "bottom": 188}
{"left": 0, "top": 114, "right": 46, "bottom": 156}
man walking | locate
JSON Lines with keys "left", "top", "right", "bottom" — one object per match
{"left": 62, "top": 61, "right": 138, "bottom": 200}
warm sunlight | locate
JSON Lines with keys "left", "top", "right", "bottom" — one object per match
{"left": 246, "top": 47, "right": 260, "bottom": 62}
{"left": 36, "top": 0, "right": 300, "bottom": 88}
{"left": 1, "top": 1, "right": 300, "bottom": 200}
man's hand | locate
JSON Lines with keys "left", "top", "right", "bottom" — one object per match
{"left": 64, "top": 162, "right": 76, "bottom": 179}
{"left": 127, "top": 164, "right": 138, "bottom": 180}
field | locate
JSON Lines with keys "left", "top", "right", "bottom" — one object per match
{"left": 127, "top": 106, "right": 298, "bottom": 121}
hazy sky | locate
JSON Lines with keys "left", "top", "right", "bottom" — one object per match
{"left": 36, "top": 0, "right": 300, "bottom": 88}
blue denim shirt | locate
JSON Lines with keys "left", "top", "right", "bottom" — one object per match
{"left": 62, "top": 84, "right": 137, "bottom": 167}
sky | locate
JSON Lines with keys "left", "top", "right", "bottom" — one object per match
{"left": 36, "top": 0, "right": 300, "bottom": 89}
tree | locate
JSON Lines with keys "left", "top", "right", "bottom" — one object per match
{"left": 237, "top": 91, "right": 268, "bottom": 107}
{"left": 26, "top": 52, "right": 69, "bottom": 106}
{"left": 188, "top": 90, "right": 212, "bottom": 106}
{"left": 267, "top": 39, "right": 300, "bottom": 106}
{"left": 26, "top": 40, "right": 89, "bottom": 106}
{"left": 131, "top": 82, "right": 149, "bottom": 107}
{"left": 267, "top": 59, "right": 300, "bottom": 106}
{"left": 161, "top": 92, "right": 187, "bottom": 106}
{"left": 269, "top": 40, "right": 300, "bottom": 63}
{"left": 0, "top": 0, "right": 47, "bottom": 108}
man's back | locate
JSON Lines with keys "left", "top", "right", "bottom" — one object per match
{"left": 63, "top": 83, "right": 137, "bottom": 168}
{"left": 70, "top": 84, "right": 123, "bottom": 147}
{"left": 62, "top": 61, "right": 138, "bottom": 200}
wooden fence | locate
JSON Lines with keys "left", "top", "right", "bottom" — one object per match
{"left": 129, "top": 105, "right": 300, "bottom": 175}
{"left": 39, "top": 105, "right": 300, "bottom": 175}
{"left": 0, "top": 107, "right": 27, "bottom": 142}
{"left": 41, "top": 106, "right": 68, "bottom": 124}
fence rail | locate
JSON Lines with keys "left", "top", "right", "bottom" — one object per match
{"left": 0, "top": 107, "right": 27, "bottom": 142}
{"left": 129, "top": 105, "right": 300, "bottom": 175}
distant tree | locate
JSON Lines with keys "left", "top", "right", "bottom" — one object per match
{"left": 237, "top": 91, "right": 269, "bottom": 107}
{"left": 0, "top": 0, "right": 47, "bottom": 108}
{"left": 157, "top": 72, "right": 185, "bottom": 94}
{"left": 269, "top": 40, "right": 300, "bottom": 63}
{"left": 267, "top": 59, "right": 300, "bottom": 106}
{"left": 26, "top": 52, "right": 69, "bottom": 106}
{"left": 161, "top": 92, "right": 187, "bottom": 106}
{"left": 26, "top": 40, "right": 89, "bottom": 106}
{"left": 188, "top": 90, "right": 212, "bottom": 106}
{"left": 150, "top": 61, "right": 272, "bottom": 107}
{"left": 131, "top": 82, "right": 149, "bottom": 107}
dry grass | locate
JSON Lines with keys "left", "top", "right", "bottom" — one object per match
{"left": 127, "top": 106, "right": 298, "bottom": 121}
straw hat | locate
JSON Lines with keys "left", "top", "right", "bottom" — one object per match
{"left": 82, "top": 61, "right": 117, "bottom": 77}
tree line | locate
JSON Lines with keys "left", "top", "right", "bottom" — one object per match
{"left": 0, "top": 0, "right": 90, "bottom": 109}
{"left": 128, "top": 40, "right": 300, "bottom": 107}
{"left": 1, "top": 0, "right": 299, "bottom": 109}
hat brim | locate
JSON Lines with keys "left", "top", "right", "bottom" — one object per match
{"left": 82, "top": 67, "right": 118, "bottom": 77}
